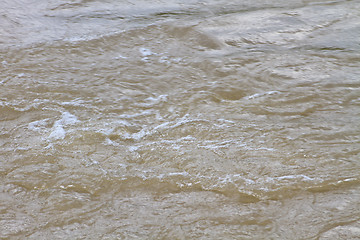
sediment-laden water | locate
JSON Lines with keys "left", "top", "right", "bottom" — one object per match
{"left": 1, "top": 0, "right": 360, "bottom": 239}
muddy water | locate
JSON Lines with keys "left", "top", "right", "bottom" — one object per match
{"left": 1, "top": 0, "right": 360, "bottom": 239}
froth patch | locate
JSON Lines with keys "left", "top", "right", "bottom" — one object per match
{"left": 48, "top": 112, "right": 79, "bottom": 140}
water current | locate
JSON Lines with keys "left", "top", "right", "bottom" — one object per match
{"left": 1, "top": 0, "right": 360, "bottom": 239}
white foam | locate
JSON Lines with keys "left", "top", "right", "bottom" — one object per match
{"left": 48, "top": 124, "right": 66, "bottom": 140}
{"left": 118, "top": 109, "right": 154, "bottom": 119}
{"left": 128, "top": 145, "right": 139, "bottom": 152}
{"left": 137, "top": 95, "right": 168, "bottom": 107}
{"left": 104, "top": 138, "right": 118, "bottom": 146}
{"left": 159, "top": 56, "right": 170, "bottom": 64}
{"left": 48, "top": 112, "right": 79, "bottom": 140}
{"left": 141, "top": 57, "right": 150, "bottom": 62}
{"left": 113, "top": 55, "right": 127, "bottom": 60}
{"left": 247, "top": 90, "right": 280, "bottom": 99}
{"left": 60, "top": 99, "right": 86, "bottom": 107}
{"left": 60, "top": 112, "right": 79, "bottom": 125}
{"left": 139, "top": 48, "right": 154, "bottom": 56}
{"left": 168, "top": 172, "right": 190, "bottom": 177}
{"left": 276, "top": 174, "right": 313, "bottom": 181}
{"left": 28, "top": 119, "right": 49, "bottom": 132}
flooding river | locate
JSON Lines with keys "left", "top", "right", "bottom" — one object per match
{"left": 1, "top": 0, "right": 360, "bottom": 239}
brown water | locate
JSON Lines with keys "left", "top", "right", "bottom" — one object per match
{"left": 1, "top": 0, "right": 360, "bottom": 239}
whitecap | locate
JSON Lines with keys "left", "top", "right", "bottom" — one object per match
{"left": 48, "top": 124, "right": 66, "bottom": 140}
{"left": 48, "top": 112, "right": 79, "bottom": 140}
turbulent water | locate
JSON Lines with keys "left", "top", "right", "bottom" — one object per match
{"left": 1, "top": 0, "right": 360, "bottom": 239}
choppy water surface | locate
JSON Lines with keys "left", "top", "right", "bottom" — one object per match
{"left": 1, "top": 0, "right": 360, "bottom": 239}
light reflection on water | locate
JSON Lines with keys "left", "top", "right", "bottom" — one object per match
{"left": 1, "top": 0, "right": 360, "bottom": 239}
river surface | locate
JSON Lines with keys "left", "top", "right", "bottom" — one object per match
{"left": 1, "top": 0, "right": 360, "bottom": 239}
